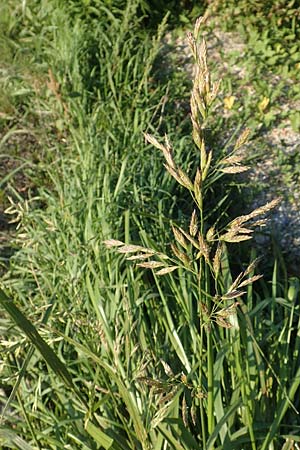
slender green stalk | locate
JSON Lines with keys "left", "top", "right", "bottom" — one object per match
{"left": 207, "top": 329, "right": 214, "bottom": 435}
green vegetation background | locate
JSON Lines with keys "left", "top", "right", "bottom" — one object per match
{"left": 0, "top": 1, "right": 299, "bottom": 449}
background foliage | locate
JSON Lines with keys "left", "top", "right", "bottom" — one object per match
{"left": 0, "top": 1, "right": 299, "bottom": 449}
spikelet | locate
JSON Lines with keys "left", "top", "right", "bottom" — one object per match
{"left": 103, "top": 239, "right": 125, "bottom": 248}
{"left": 182, "top": 395, "right": 189, "bottom": 427}
{"left": 234, "top": 128, "right": 250, "bottom": 150}
{"left": 187, "top": 31, "right": 197, "bottom": 59}
{"left": 213, "top": 243, "right": 222, "bottom": 278}
{"left": 126, "top": 253, "right": 156, "bottom": 261}
{"left": 221, "top": 233, "right": 252, "bottom": 243}
{"left": 219, "top": 165, "right": 250, "bottom": 174}
{"left": 194, "top": 15, "right": 207, "bottom": 40}
{"left": 144, "top": 133, "right": 166, "bottom": 151}
{"left": 144, "top": 132, "right": 176, "bottom": 169}
{"left": 194, "top": 168, "right": 202, "bottom": 208}
{"left": 238, "top": 274, "right": 263, "bottom": 288}
{"left": 243, "top": 257, "right": 262, "bottom": 277}
{"left": 189, "top": 210, "right": 198, "bottom": 237}
{"left": 191, "top": 403, "right": 197, "bottom": 426}
{"left": 136, "top": 261, "right": 165, "bottom": 269}
{"left": 172, "top": 225, "right": 188, "bottom": 249}
{"left": 198, "top": 233, "right": 210, "bottom": 263}
{"left": 117, "top": 244, "right": 152, "bottom": 254}
{"left": 220, "top": 154, "right": 245, "bottom": 165}
{"left": 179, "top": 227, "right": 201, "bottom": 250}
{"left": 155, "top": 266, "right": 179, "bottom": 276}
{"left": 229, "top": 198, "right": 281, "bottom": 228}
{"left": 202, "top": 149, "right": 212, "bottom": 180}
{"left": 221, "top": 290, "right": 246, "bottom": 300}
{"left": 171, "top": 243, "right": 191, "bottom": 266}
{"left": 164, "top": 164, "right": 194, "bottom": 191}
{"left": 161, "top": 359, "right": 174, "bottom": 377}
{"left": 206, "top": 226, "right": 215, "bottom": 241}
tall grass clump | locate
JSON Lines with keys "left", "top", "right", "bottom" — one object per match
{"left": 0, "top": 1, "right": 183, "bottom": 448}
{"left": 1, "top": 6, "right": 300, "bottom": 450}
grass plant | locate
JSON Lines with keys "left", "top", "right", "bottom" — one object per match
{"left": 0, "top": 2, "right": 300, "bottom": 450}
{"left": 105, "top": 17, "right": 299, "bottom": 449}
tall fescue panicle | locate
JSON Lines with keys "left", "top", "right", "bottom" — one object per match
{"left": 105, "top": 15, "right": 280, "bottom": 316}
{"left": 105, "top": 16, "right": 290, "bottom": 449}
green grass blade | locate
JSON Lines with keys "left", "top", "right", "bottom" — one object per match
{"left": 260, "top": 365, "right": 300, "bottom": 450}
{"left": 0, "top": 426, "right": 35, "bottom": 450}
{"left": 157, "top": 423, "right": 188, "bottom": 450}
{"left": 85, "top": 420, "right": 115, "bottom": 450}
{"left": 206, "top": 397, "right": 243, "bottom": 450}
{"left": 0, "top": 289, "right": 74, "bottom": 391}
